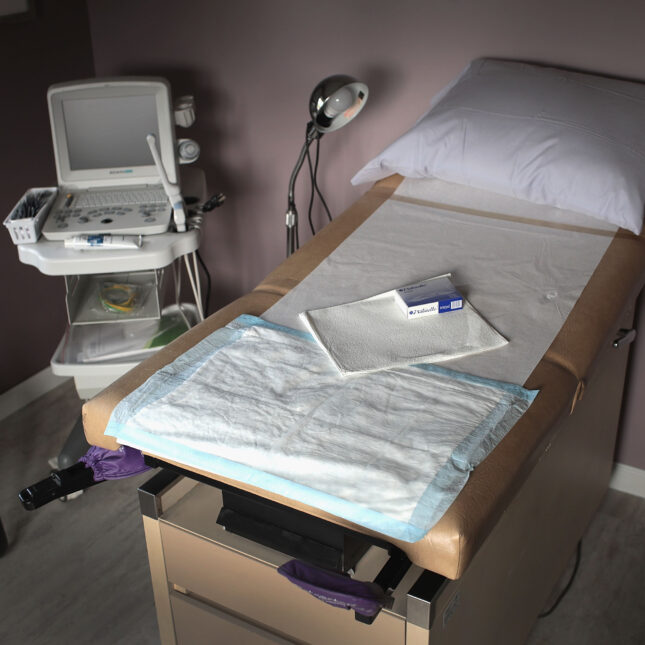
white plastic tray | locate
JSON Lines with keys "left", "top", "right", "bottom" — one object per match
{"left": 51, "top": 304, "right": 198, "bottom": 399}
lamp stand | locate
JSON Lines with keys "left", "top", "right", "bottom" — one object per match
{"left": 286, "top": 122, "right": 320, "bottom": 257}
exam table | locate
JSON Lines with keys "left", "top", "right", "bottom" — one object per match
{"left": 82, "top": 173, "right": 645, "bottom": 644}
{"left": 83, "top": 58, "right": 645, "bottom": 643}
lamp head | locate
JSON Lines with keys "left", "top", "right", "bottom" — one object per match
{"left": 309, "top": 75, "right": 368, "bottom": 134}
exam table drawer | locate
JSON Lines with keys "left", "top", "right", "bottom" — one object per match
{"left": 160, "top": 521, "right": 406, "bottom": 645}
{"left": 170, "top": 591, "right": 296, "bottom": 645}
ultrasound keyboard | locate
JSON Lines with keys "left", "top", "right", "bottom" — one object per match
{"left": 74, "top": 188, "right": 168, "bottom": 208}
{"left": 42, "top": 187, "right": 172, "bottom": 240}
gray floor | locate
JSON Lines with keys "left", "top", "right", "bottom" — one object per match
{"left": 1, "top": 380, "right": 644, "bottom": 644}
{"left": 0, "top": 381, "right": 158, "bottom": 645}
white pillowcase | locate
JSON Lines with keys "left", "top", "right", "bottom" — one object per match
{"left": 352, "top": 58, "right": 645, "bottom": 235}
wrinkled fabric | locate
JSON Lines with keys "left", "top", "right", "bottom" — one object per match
{"left": 277, "top": 560, "right": 388, "bottom": 617}
{"left": 106, "top": 316, "right": 536, "bottom": 542}
{"left": 80, "top": 445, "right": 150, "bottom": 481}
{"left": 351, "top": 58, "right": 645, "bottom": 234}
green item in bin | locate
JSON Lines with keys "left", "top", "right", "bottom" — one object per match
{"left": 145, "top": 315, "right": 189, "bottom": 348}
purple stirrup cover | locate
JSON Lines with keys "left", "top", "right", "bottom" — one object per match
{"left": 79, "top": 445, "right": 150, "bottom": 482}
{"left": 277, "top": 560, "right": 388, "bottom": 617}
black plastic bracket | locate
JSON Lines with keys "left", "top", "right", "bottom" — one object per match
{"left": 18, "top": 462, "right": 98, "bottom": 510}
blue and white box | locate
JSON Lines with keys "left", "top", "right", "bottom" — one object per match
{"left": 394, "top": 274, "right": 463, "bottom": 319}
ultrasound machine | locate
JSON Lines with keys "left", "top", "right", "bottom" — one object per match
{"left": 43, "top": 78, "right": 183, "bottom": 240}
{"left": 9, "top": 76, "right": 214, "bottom": 471}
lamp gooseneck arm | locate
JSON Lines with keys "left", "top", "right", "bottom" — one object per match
{"left": 286, "top": 123, "right": 319, "bottom": 256}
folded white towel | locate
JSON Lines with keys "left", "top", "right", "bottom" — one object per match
{"left": 300, "top": 287, "right": 507, "bottom": 375}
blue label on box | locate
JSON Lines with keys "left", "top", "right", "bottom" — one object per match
{"left": 395, "top": 275, "right": 463, "bottom": 318}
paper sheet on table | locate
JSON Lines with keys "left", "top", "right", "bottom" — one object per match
{"left": 264, "top": 179, "right": 615, "bottom": 385}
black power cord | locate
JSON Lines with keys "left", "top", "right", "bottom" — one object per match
{"left": 184, "top": 191, "right": 224, "bottom": 317}
{"left": 313, "top": 137, "right": 332, "bottom": 223}
{"left": 0, "top": 517, "right": 8, "bottom": 556}
{"left": 306, "top": 135, "right": 332, "bottom": 236}
{"left": 306, "top": 143, "right": 317, "bottom": 236}
{"left": 538, "top": 540, "right": 582, "bottom": 618}
{"left": 195, "top": 249, "right": 212, "bottom": 317}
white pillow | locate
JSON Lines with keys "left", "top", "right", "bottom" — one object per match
{"left": 352, "top": 59, "right": 645, "bottom": 235}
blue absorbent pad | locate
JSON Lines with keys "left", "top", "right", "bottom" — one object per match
{"left": 106, "top": 314, "right": 537, "bottom": 542}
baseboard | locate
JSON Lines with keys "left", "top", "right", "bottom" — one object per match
{"left": 610, "top": 463, "right": 645, "bottom": 499}
{"left": 0, "top": 368, "right": 70, "bottom": 422}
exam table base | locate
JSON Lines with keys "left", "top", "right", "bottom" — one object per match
{"left": 137, "top": 317, "right": 628, "bottom": 645}
{"left": 137, "top": 300, "right": 633, "bottom": 645}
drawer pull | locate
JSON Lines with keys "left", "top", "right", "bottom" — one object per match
{"left": 613, "top": 328, "right": 637, "bottom": 348}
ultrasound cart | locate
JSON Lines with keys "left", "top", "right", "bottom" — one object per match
{"left": 6, "top": 76, "right": 210, "bottom": 470}
{"left": 16, "top": 176, "right": 206, "bottom": 468}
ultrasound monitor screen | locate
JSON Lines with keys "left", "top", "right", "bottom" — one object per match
{"left": 62, "top": 94, "right": 159, "bottom": 170}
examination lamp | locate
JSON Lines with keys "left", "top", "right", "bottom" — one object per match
{"left": 285, "top": 75, "right": 368, "bottom": 256}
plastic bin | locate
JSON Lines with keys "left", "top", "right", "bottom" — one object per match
{"left": 3, "top": 187, "right": 57, "bottom": 244}
{"left": 51, "top": 303, "right": 198, "bottom": 399}
{"left": 65, "top": 269, "right": 164, "bottom": 325}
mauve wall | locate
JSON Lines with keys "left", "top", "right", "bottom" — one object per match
{"left": 0, "top": 0, "right": 94, "bottom": 394}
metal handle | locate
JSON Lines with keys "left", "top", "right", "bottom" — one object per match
{"left": 613, "top": 328, "right": 637, "bottom": 348}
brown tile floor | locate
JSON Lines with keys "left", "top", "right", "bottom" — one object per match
{"left": 1, "top": 381, "right": 644, "bottom": 644}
